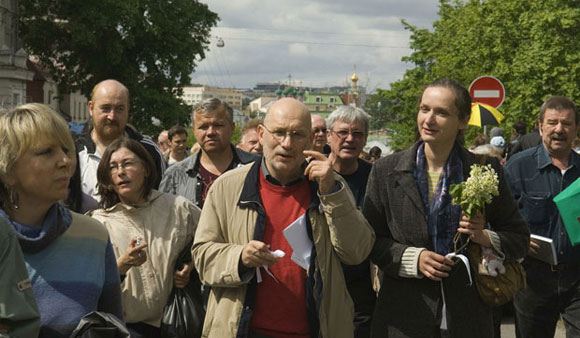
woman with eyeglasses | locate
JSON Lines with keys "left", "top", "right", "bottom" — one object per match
{"left": 0, "top": 103, "right": 123, "bottom": 337}
{"left": 90, "top": 137, "right": 200, "bottom": 338}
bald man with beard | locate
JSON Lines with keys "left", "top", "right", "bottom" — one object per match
{"left": 76, "top": 79, "right": 166, "bottom": 202}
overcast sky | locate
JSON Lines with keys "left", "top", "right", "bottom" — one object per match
{"left": 192, "top": 1, "right": 440, "bottom": 92}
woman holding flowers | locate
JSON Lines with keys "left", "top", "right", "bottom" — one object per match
{"left": 363, "top": 79, "right": 529, "bottom": 338}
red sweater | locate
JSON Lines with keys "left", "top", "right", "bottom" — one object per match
{"left": 250, "top": 172, "right": 311, "bottom": 338}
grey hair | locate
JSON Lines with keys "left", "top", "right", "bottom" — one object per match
{"left": 191, "top": 98, "right": 234, "bottom": 123}
{"left": 326, "top": 105, "right": 370, "bottom": 133}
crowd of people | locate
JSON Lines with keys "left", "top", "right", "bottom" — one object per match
{"left": 0, "top": 77, "right": 579, "bottom": 338}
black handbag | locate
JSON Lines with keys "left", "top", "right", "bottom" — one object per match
{"left": 70, "top": 311, "right": 129, "bottom": 338}
{"left": 160, "top": 241, "right": 205, "bottom": 338}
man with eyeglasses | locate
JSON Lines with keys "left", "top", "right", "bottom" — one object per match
{"left": 311, "top": 114, "right": 328, "bottom": 153}
{"left": 160, "top": 98, "right": 258, "bottom": 208}
{"left": 192, "top": 97, "right": 375, "bottom": 338}
{"left": 326, "top": 105, "right": 375, "bottom": 338}
{"left": 76, "top": 79, "right": 166, "bottom": 203}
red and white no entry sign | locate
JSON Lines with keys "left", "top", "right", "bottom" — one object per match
{"left": 469, "top": 76, "right": 505, "bottom": 108}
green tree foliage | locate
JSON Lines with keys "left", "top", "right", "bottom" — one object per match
{"left": 19, "top": 0, "right": 219, "bottom": 135}
{"left": 366, "top": 0, "right": 580, "bottom": 150}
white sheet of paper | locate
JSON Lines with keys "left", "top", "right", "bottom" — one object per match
{"left": 283, "top": 214, "right": 313, "bottom": 270}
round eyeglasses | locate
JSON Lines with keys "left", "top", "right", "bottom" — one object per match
{"left": 262, "top": 125, "right": 308, "bottom": 143}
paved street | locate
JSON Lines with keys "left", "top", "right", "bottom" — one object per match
{"left": 501, "top": 315, "right": 565, "bottom": 338}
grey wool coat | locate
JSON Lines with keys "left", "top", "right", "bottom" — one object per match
{"left": 363, "top": 142, "right": 529, "bottom": 338}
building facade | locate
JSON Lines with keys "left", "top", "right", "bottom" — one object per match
{"left": 60, "top": 92, "right": 89, "bottom": 122}
{"left": 249, "top": 96, "right": 276, "bottom": 115}
{"left": 0, "top": 0, "right": 33, "bottom": 109}
{"left": 302, "top": 91, "right": 343, "bottom": 118}
{"left": 26, "top": 58, "right": 88, "bottom": 122}
{"left": 179, "top": 85, "right": 243, "bottom": 111}
{"left": 0, "top": 1, "right": 87, "bottom": 122}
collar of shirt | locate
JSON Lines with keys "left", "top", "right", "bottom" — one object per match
{"left": 260, "top": 158, "right": 307, "bottom": 186}
{"left": 537, "top": 144, "right": 580, "bottom": 171}
{"left": 103, "top": 190, "right": 163, "bottom": 212}
{"left": 186, "top": 144, "right": 242, "bottom": 175}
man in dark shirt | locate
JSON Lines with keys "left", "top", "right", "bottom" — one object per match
{"left": 505, "top": 96, "right": 580, "bottom": 337}
{"left": 326, "top": 105, "right": 375, "bottom": 338}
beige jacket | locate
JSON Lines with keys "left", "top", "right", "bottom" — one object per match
{"left": 90, "top": 190, "right": 200, "bottom": 327}
{"left": 192, "top": 162, "right": 375, "bottom": 338}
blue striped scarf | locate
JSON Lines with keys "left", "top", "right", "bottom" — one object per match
{"left": 1, "top": 204, "right": 72, "bottom": 253}
{"left": 415, "top": 142, "right": 463, "bottom": 255}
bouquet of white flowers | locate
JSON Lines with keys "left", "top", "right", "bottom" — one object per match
{"left": 449, "top": 163, "right": 526, "bottom": 306}
{"left": 450, "top": 164, "right": 499, "bottom": 218}
{"left": 451, "top": 163, "right": 503, "bottom": 276}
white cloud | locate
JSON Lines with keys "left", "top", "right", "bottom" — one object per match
{"left": 288, "top": 43, "right": 310, "bottom": 56}
{"left": 192, "top": 0, "right": 439, "bottom": 91}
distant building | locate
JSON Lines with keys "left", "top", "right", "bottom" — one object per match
{"left": 302, "top": 91, "right": 343, "bottom": 117}
{"left": 247, "top": 74, "right": 368, "bottom": 117}
{"left": 339, "top": 71, "right": 368, "bottom": 108}
{"left": 60, "top": 92, "right": 89, "bottom": 122}
{"left": 0, "top": 0, "right": 33, "bottom": 109}
{"left": 0, "top": 1, "right": 87, "bottom": 120}
{"left": 232, "top": 109, "right": 247, "bottom": 124}
{"left": 249, "top": 96, "right": 276, "bottom": 115}
{"left": 26, "top": 59, "right": 58, "bottom": 111}
{"left": 255, "top": 82, "right": 286, "bottom": 92}
{"left": 327, "top": 86, "right": 356, "bottom": 94}
{"left": 179, "top": 85, "right": 243, "bottom": 111}
{"left": 26, "top": 58, "right": 88, "bottom": 122}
